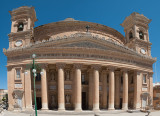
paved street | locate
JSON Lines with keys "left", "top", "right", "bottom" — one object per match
{"left": 1, "top": 110, "right": 160, "bottom": 116}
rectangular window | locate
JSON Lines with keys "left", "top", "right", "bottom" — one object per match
{"left": 16, "top": 69, "right": 21, "bottom": 79}
{"left": 143, "top": 74, "right": 147, "bottom": 84}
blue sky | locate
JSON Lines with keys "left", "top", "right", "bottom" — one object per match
{"left": 0, "top": 0, "right": 160, "bottom": 89}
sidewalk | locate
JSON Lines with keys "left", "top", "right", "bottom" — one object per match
{"left": 1, "top": 110, "right": 160, "bottom": 116}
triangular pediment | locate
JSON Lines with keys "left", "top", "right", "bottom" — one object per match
{"left": 57, "top": 41, "right": 112, "bottom": 51}
{"left": 34, "top": 37, "right": 137, "bottom": 56}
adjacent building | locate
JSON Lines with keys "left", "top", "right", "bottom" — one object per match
{"left": 153, "top": 83, "right": 160, "bottom": 109}
{"left": 0, "top": 89, "right": 8, "bottom": 102}
{"left": 3, "top": 6, "right": 156, "bottom": 111}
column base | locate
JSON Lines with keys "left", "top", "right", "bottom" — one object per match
{"left": 8, "top": 107, "right": 14, "bottom": 111}
{"left": 41, "top": 108, "right": 48, "bottom": 111}
{"left": 108, "top": 103, "right": 115, "bottom": 110}
{"left": 134, "top": 103, "right": 141, "bottom": 110}
{"left": 93, "top": 103, "right": 99, "bottom": 112}
{"left": 122, "top": 103, "right": 128, "bottom": 110}
{"left": 93, "top": 109, "right": 100, "bottom": 112}
{"left": 41, "top": 103, "right": 48, "bottom": 110}
{"left": 75, "top": 109, "right": 82, "bottom": 112}
{"left": 108, "top": 108, "right": 115, "bottom": 110}
{"left": 75, "top": 103, "right": 82, "bottom": 112}
{"left": 25, "top": 107, "right": 33, "bottom": 111}
{"left": 58, "top": 103, "right": 65, "bottom": 111}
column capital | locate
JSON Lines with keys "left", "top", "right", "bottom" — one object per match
{"left": 73, "top": 63, "right": 83, "bottom": 69}
{"left": 91, "top": 64, "right": 101, "bottom": 70}
{"left": 56, "top": 63, "right": 66, "bottom": 69}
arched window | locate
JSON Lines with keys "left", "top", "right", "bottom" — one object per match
{"left": 139, "top": 31, "right": 144, "bottom": 40}
{"left": 17, "top": 22, "right": 24, "bottom": 32}
{"left": 129, "top": 31, "right": 133, "bottom": 39}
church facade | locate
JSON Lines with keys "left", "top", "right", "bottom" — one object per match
{"left": 4, "top": 6, "right": 156, "bottom": 111}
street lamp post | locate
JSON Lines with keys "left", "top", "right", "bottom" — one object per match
{"left": 32, "top": 54, "right": 38, "bottom": 116}
{"left": 25, "top": 54, "right": 43, "bottom": 116}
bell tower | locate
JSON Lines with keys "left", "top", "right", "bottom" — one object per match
{"left": 8, "top": 6, "right": 37, "bottom": 48}
{"left": 121, "top": 12, "right": 152, "bottom": 56}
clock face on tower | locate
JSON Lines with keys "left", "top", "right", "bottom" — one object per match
{"left": 15, "top": 40, "right": 23, "bottom": 47}
{"left": 140, "top": 48, "right": 146, "bottom": 55}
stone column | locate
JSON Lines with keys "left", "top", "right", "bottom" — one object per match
{"left": 24, "top": 69, "right": 32, "bottom": 110}
{"left": 102, "top": 70, "right": 107, "bottom": 109}
{"left": 41, "top": 64, "right": 48, "bottom": 110}
{"left": 88, "top": 69, "right": 93, "bottom": 110}
{"left": 134, "top": 71, "right": 141, "bottom": 109}
{"left": 74, "top": 64, "right": 82, "bottom": 111}
{"left": 122, "top": 69, "right": 128, "bottom": 110}
{"left": 7, "top": 66, "right": 14, "bottom": 111}
{"left": 115, "top": 71, "right": 120, "bottom": 109}
{"left": 57, "top": 63, "right": 65, "bottom": 111}
{"left": 92, "top": 65, "right": 100, "bottom": 111}
{"left": 108, "top": 68, "right": 115, "bottom": 110}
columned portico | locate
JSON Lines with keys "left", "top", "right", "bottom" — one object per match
{"left": 108, "top": 68, "right": 115, "bottom": 110}
{"left": 92, "top": 65, "right": 100, "bottom": 111}
{"left": 122, "top": 69, "right": 128, "bottom": 110}
{"left": 74, "top": 64, "right": 82, "bottom": 111}
{"left": 57, "top": 63, "right": 65, "bottom": 111}
{"left": 41, "top": 66, "right": 49, "bottom": 110}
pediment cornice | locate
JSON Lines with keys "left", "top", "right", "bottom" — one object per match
{"left": 4, "top": 32, "right": 156, "bottom": 65}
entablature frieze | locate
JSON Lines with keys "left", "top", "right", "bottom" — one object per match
{"left": 6, "top": 52, "right": 153, "bottom": 69}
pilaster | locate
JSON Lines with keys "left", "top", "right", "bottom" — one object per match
{"left": 7, "top": 66, "right": 14, "bottom": 111}
{"left": 24, "top": 69, "right": 32, "bottom": 110}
